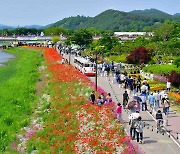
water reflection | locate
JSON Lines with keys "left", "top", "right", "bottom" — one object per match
{"left": 0, "top": 50, "right": 14, "bottom": 64}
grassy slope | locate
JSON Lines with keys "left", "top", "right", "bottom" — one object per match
{"left": 0, "top": 47, "right": 42, "bottom": 152}
{"left": 143, "top": 64, "right": 180, "bottom": 74}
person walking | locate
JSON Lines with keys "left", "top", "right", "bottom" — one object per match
{"left": 141, "top": 83, "right": 147, "bottom": 94}
{"left": 123, "top": 90, "right": 129, "bottom": 109}
{"left": 129, "top": 118, "right": 138, "bottom": 140}
{"left": 156, "top": 90, "right": 161, "bottom": 108}
{"left": 162, "top": 98, "right": 170, "bottom": 117}
{"left": 135, "top": 116, "right": 144, "bottom": 144}
{"left": 116, "top": 103, "right": 122, "bottom": 121}
{"left": 148, "top": 93, "right": 155, "bottom": 114}
{"left": 90, "top": 91, "right": 96, "bottom": 104}
{"left": 140, "top": 93, "right": 147, "bottom": 111}
{"left": 136, "top": 80, "right": 141, "bottom": 93}
{"left": 166, "top": 80, "right": 171, "bottom": 92}
{"left": 156, "top": 110, "right": 163, "bottom": 128}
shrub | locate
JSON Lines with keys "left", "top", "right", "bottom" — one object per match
{"left": 126, "top": 47, "right": 151, "bottom": 64}
{"left": 174, "top": 57, "right": 180, "bottom": 68}
{"left": 168, "top": 71, "right": 180, "bottom": 88}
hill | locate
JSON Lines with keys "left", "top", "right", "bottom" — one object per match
{"left": 50, "top": 9, "right": 180, "bottom": 31}
{"left": 129, "top": 9, "right": 172, "bottom": 19}
{"left": 23, "top": 25, "right": 43, "bottom": 29}
{"left": 51, "top": 15, "right": 91, "bottom": 29}
{"left": 174, "top": 13, "right": 180, "bottom": 16}
{"left": 0, "top": 24, "right": 13, "bottom": 30}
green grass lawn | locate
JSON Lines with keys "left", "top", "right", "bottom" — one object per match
{"left": 108, "top": 54, "right": 127, "bottom": 63}
{"left": 0, "top": 47, "right": 43, "bottom": 152}
{"left": 143, "top": 64, "right": 180, "bottom": 75}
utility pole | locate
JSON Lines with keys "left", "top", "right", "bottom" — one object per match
{"left": 95, "top": 52, "right": 98, "bottom": 91}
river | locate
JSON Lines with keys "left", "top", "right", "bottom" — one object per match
{"left": 0, "top": 50, "right": 14, "bottom": 66}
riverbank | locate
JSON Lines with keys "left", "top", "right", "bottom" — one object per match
{"left": 0, "top": 50, "right": 14, "bottom": 66}
{"left": 0, "top": 47, "right": 43, "bottom": 152}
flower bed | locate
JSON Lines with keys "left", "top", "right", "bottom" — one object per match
{"left": 150, "top": 84, "right": 166, "bottom": 91}
{"left": 21, "top": 47, "right": 139, "bottom": 153}
{"left": 168, "top": 92, "right": 180, "bottom": 105}
{"left": 153, "top": 74, "right": 167, "bottom": 83}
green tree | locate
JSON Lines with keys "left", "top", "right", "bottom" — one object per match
{"left": 174, "top": 57, "right": 180, "bottom": 68}
{"left": 69, "top": 29, "right": 93, "bottom": 46}
{"left": 52, "top": 36, "right": 60, "bottom": 44}
{"left": 153, "top": 20, "right": 174, "bottom": 41}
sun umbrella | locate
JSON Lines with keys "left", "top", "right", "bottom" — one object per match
{"left": 128, "top": 112, "right": 140, "bottom": 120}
{"left": 133, "top": 96, "right": 142, "bottom": 102}
{"left": 127, "top": 100, "right": 136, "bottom": 110}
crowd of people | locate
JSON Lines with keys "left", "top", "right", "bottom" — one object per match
{"left": 89, "top": 69, "right": 171, "bottom": 144}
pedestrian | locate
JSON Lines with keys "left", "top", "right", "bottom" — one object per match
{"left": 90, "top": 91, "right": 96, "bottom": 104}
{"left": 140, "top": 93, "right": 147, "bottom": 111}
{"left": 100, "top": 93, "right": 106, "bottom": 104}
{"left": 132, "top": 80, "right": 137, "bottom": 95}
{"left": 123, "top": 90, "right": 129, "bottom": 109}
{"left": 162, "top": 98, "right": 170, "bottom": 117}
{"left": 166, "top": 80, "right": 171, "bottom": 92}
{"left": 106, "top": 93, "right": 112, "bottom": 102}
{"left": 146, "top": 83, "right": 150, "bottom": 97}
{"left": 111, "top": 64, "right": 115, "bottom": 77}
{"left": 136, "top": 80, "right": 141, "bottom": 93}
{"left": 61, "top": 58, "right": 65, "bottom": 64}
{"left": 141, "top": 83, "right": 147, "bottom": 94}
{"left": 148, "top": 93, "right": 155, "bottom": 114}
{"left": 156, "top": 110, "right": 163, "bottom": 128}
{"left": 142, "top": 78, "right": 147, "bottom": 84}
{"left": 116, "top": 103, "right": 122, "bottom": 121}
{"left": 116, "top": 74, "right": 120, "bottom": 84}
{"left": 156, "top": 90, "right": 161, "bottom": 108}
{"left": 97, "top": 96, "right": 103, "bottom": 106}
{"left": 135, "top": 116, "right": 144, "bottom": 144}
{"left": 153, "top": 90, "right": 158, "bottom": 109}
{"left": 106, "top": 65, "right": 110, "bottom": 77}
{"left": 129, "top": 118, "right": 137, "bottom": 140}
{"left": 135, "top": 101, "right": 141, "bottom": 113}
{"left": 120, "top": 73, "right": 125, "bottom": 87}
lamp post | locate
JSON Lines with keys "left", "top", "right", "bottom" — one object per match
{"left": 68, "top": 47, "right": 71, "bottom": 65}
{"left": 95, "top": 51, "right": 98, "bottom": 91}
{"left": 94, "top": 46, "right": 104, "bottom": 91}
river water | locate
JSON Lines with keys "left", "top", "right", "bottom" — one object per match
{"left": 0, "top": 50, "right": 14, "bottom": 65}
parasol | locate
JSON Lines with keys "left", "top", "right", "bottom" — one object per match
{"left": 133, "top": 96, "right": 142, "bottom": 102}
{"left": 128, "top": 112, "right": 140, "bottom": 120}
{"left": 127, "top": 101, "right": 136, "bottom": 110}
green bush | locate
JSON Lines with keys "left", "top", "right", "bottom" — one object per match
{"left": 174, "top": 57, "right": 180, "bottom": 68}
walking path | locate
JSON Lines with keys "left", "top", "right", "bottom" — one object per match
{"left": 90, "top": 76, "right": 180, "bottom": 154}
{"left": 62, "top": 52, "right": 180, "bottom": 154}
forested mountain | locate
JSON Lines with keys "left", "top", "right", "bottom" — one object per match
{"left": 129, "top": 9, "right": 172, "bottom": 19}
{"left": 50, "top": 9, "right": 180, "bottom": 31}
{"left": 174, "top": 13, "right": 180, "bottom": 16}
{"left": 51, "top": 15, "right": 91, "bottom": 29}
{"left": 0, "top": 24, "right": 13, "bottom": 30}
{"left": 78, "top": 9, "right": 157, "bottom": 31}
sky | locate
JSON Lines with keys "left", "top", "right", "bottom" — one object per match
{"left": 0, "top": 0, "right": 179, "bottom": 26}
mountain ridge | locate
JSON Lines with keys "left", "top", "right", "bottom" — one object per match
{"left": 1, "top": 8, "right": 179, "bottom": 31}
{"left": 50, "top": 8, "right": 180, "bottom": 31}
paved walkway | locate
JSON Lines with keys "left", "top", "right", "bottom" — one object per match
{"left": 90, "top": 76, "right": 180, "bottom": 154}
{"left": 62, "top": 52, "right": 180, "bottom": 154}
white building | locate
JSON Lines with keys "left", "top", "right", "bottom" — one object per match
{"left": 114, "top": 32, "right": 153, "bottom": 40}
